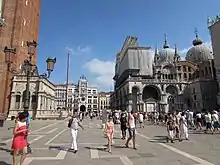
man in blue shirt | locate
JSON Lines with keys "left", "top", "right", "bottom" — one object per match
{"left": 24, "top": 110, "right": 30, "bottom": 129}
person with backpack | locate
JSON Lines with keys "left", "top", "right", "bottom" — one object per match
{"left": 68, "top": 113, "right": 84, "bottom": 153}
{"left": 120, "top": 111, "right": 128, "bottom": 139}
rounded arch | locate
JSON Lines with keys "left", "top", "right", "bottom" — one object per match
{"left": 167, "top": 95, "right": 175, "bottom": 112}
{"left": 142, "top": 85, "right": 161, "bottom": 101}
{"left": 80, "top": 105, "right": 86, "bottom": 112}
{"left": 166, "top": 85, "right": 178, "bottom": 95}
{"left": 132, "top": 86, "right": 140, "bottom": 93}
{"left": 131, "top": 86, "right": 140, "bottom": 111}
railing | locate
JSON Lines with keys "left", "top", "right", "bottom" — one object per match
{"left": 129, "top": 77, "right": 188, "bottom": 83}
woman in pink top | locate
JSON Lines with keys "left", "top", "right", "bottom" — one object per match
{"left": 104, "top": 116, "right": 114, "bottom": 153}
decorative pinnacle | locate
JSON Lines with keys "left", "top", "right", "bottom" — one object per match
{"left": 163, "top": 33, "right": 169, "bottom": 49}
{"left": 194, "top": 28, "right": 198, "bottom": 38}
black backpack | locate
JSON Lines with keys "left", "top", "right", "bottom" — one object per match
{"left": 68, "top": 118, "right": 73, "bottom": 128}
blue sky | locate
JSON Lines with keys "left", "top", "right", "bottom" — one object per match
{"left": 37, "top": 0, "right": 220, "bottom": 91}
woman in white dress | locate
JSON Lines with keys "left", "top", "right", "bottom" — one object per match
{"left": 179, "top": 112, "right": 189, "bottom": 141}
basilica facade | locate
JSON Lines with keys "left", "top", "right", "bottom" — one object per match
{"left": 110, "top": 34, "right": 218, "bottom": 113}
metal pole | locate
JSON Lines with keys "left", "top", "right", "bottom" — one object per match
{"left": 65, "top": 52, "right": 70, "bottom": 111}
{"left": 2, "top": 64, "right": 10, "bottom": 117}
{"left": 23, "top": 69, "right": 30, "bottom": 110}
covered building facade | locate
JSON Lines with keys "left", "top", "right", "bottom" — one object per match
{"left": 111, "top": 34, "right": 218, "bottom": 113}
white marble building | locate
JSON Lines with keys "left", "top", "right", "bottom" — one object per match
{"left": 55, "top": 76, "right": 99, "bottom": 113}
{"left": 8, "top": 75, "right": 58, "bottom": 119}
{"left": 209, "top": 16, "right": 220, "bottom": 106}
{"left": 111, "top": 35, "right": 217, "bottom": 113}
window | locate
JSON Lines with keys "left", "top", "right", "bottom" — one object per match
{"left": 183, "top": 66, "right": 186, "bottom": 72}
{"left": 21, "top": 41, "right": 24, "bottom": 46}
{"left": 23, "top": 19, "right": 26, "bottom": 26}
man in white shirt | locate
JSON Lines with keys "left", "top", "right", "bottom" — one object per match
{"left": 205, "top": 112, "right": 213, "bottom": 134}
{"left": 196, "top": 112, "right": 202, "bottom": 130}
{"left": 69, "top": 113, "right": 84, "bottom": 153}
{"left": 125, "top": 111, "right": 137, "bottom": 150}
{"left": 188, "top": 110, "right": 195, "bottom": 129}
{"left": 212, "top": 111, "right": 219, "bottom": 133}
{"left": 139, "top": 113, "right": 144, "bottom": 128}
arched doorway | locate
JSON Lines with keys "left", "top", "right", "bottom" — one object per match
{"left": 166, "top": 85, "right": 178, "bottom": 95}
{"left": 166, "top": 85, "right": 178, "bottom": 112}
{"left": 132, "top": 86, "right": 140, "bottom": 112}
{"left": 142, "top": 85, "right": 161, "bottom": 112}
{"left": 80, "top": 105, "right": 86, "bottom": 112}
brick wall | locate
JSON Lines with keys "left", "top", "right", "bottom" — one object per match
{"left": 0, "top": 0, "right": 41, "bottom": 117}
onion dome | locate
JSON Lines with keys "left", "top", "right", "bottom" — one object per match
{"left": 159, "top": 35, "right": 175, "bottom": 63}
{"left": 185, "top": 29, "right": 213, "bottom": 64}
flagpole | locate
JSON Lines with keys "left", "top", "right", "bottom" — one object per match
{"left": 65, "top": 51, "right": 70, "bottom": 114}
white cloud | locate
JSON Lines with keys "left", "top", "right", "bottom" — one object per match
{"left": 83, "top": 58, "right": 115, "bottom": 90}
{"left": 66, "top": 46, "right": 91, "bottom": 55}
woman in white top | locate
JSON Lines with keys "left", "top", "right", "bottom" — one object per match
{"left": 179, "top": 112, "right": 189, "bottom": 141}
{"left": 125, "top": 111, "right": 137, "bottom": 150}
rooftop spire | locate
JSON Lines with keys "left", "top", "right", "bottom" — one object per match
{"left": 155, "top": 45, "right": 159, "bottom": 55}
{"left": 193, "top": 28, "right": 203, "bottom": 46}
{"left": 163, "top": 33, "right": 169, "bottom": 49}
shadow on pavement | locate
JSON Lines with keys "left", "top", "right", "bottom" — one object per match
{"left": 0, "top": 147, "right": 12, "bottom": 153}
{"left": 0, "top": 161, "right": 11, "bottom": 165}
{"left": 149, "top": 136, "right": 167, "bottom": 143}
{"left": 0, "top": 143, "right": 7, "bottom": 146}
{"left": 84, "top": 146, "right": 107, "bottom": 152}
{"left": 48, "top": 146, "right": 74, "bottom": 152}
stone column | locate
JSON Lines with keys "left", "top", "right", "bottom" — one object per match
{"left": 37, "top": 95, "right": 41, "bottom": 110}
{"left": 19, "top": 95, "right": 23, "bottom": 109}
{"left": 10, "top": 94, "right": 15, "bottom": 110}
{"left": 29, "top": 94, "right": 32, "bottom": 110}
{"left": 143, "top": 103, "right": 146, "bottom": 112}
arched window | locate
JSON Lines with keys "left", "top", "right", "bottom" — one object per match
{"left": 183, "top": 73, "right": 187, "bottom": 79}
{"left": 201, "top": 70, "right": 204, "bottom": 77}
{"left": 15, "top": 92, "right": 21, "bottom": 109}
{"left": 205, "top": 67, "right": 208, "bottom": 76}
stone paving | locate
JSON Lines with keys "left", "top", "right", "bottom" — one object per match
{"left": 0, "top": 119, "right": 220, "bottom": 165}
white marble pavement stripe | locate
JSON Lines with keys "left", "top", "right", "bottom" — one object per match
{"left": 90, "top": 149, "right": 99, "bottom": 158}
{"left": 120, "top": 156, "right": 134, "bottom": 165}
{"left": 137, "top": 132, "right": 214, "bottom": 165}
{"left": 3, "top": 120, "right": 67, "bottom": 143}
{"left": 44, "top": 129, "right": 67, "bottom": 145}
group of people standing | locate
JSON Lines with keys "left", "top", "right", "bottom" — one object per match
{"left": 103, "top": 110, "right": 138, "bottom": 153}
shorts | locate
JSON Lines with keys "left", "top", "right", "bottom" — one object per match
{"left": 213, "top": 122, "right": 219, "bottom": 129}
{"left": 197, "top": 118, "right": 202, "bottom": 123}
{"left": 206, "top": 122, "right": 212, "bottom": 129}
{"left": 128, "top": 128, "right": 136, "bottom": 137}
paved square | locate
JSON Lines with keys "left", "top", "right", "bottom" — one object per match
{"left": 0, "top": 119, "right": 220, "bottom": 165}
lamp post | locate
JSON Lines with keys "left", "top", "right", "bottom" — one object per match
{"left": 4, "top": 40, "right": 56, "bottom": 114}
{"left": 1, "top": 47, "right": 16, "bottom": 119}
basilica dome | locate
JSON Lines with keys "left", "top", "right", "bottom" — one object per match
{"left": 159, "top": 41, "right": 175, "bottom": 63}
{"left": 185, "top": 35, "right": 213, "bottom": 64}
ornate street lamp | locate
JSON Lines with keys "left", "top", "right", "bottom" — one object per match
{"left": 1, "top": 47, "right": 18, "bottom": 118}
{"left": 4, "top": 40, "right": 56, "bottom": 113}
